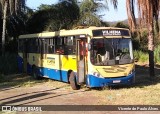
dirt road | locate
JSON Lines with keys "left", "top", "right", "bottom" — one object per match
{"left": 0, "top": 84, "right": 98, "bottom": 106}
{"left": 1, "top": 84, "right": 159, "bottom": 114}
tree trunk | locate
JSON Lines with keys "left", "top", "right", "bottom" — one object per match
{"left": 148, "top": 21, "right": 155, "bottom": 78}
{"left": 1, "top": 1, "right": 8, "bottom": 55}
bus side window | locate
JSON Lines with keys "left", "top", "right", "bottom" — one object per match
{"left": 55, "top": 37, "right": 64, "bottom": 54}
{"left": 64, "top": 36, "right": 76, "bottom": 55}
{"left": 41, "top": 39, "right": 48, "bottom": 54}
{"left": 47, "top": 38, "right": 55, "bottom": 54}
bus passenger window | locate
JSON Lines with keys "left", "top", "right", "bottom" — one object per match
{"left": 48, "top": 38, "right": 55, "bottom": 54}
{"left": 63, "top": 36, "right": 76, "bottom": 55}
{"left": 55, "top": 37, "right": 64, "bottom": 54}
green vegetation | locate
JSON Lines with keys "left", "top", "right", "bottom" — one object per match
{"left": 27, "top": 1, "right": 80, "bottom": 33}
{"left": 0, "top": 74, "right": 47, "bottom": 87}
{"left": 0, "top": 53, "right": 18, "bottom": 75}
{"left": 94, "top": 82, "right": 160, "bottom": 105}
{"left": 154, "top": 45, "right": 160, "bottom": 64}
{"left": 0, "top": 73, "right": 70, "bottom": 90}
{"left": 134, "top": 50, "right": 149, "bottom": 63}
{"left": 134, "top": 45, "right": 160, "bottom": 64}
{"left": 114, "top": 21, "right": 129, "bottom": 28}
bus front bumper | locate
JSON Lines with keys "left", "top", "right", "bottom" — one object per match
{"left": 86, "top": 72, "right": 135, "bottom": 87}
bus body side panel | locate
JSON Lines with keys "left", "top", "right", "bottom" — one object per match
{"left": 36, "top": 54, "right": 77, "bottom": 83}
{"left": 27, "top": 63, "right": 32, "bottom": 74}
{"left": 37, "top": 54, "right": 63, "bottom": 81}
{"left": 27, "top": 53, "right": 41, "bottom": 74}
{"left": 37, "top": 67, "right": 67, "bottom": 82}
{"left": 60, "top": 55, "right": 77, "bottom": 82}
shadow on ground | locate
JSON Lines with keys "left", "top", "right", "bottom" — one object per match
{"left": 134, "top": 64, "right": 160, "bottom": 87}
{"left": 0, "top": 85, "right": 89, "bottom": 105}
{"left": 0, "top": 74, "right": 50, "bottom": 92}
{"left": 0, "top": 74, "right": 90, "bottom": 105}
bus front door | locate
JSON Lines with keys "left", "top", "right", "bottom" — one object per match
{"left": 76, "top": 39, "right": 87, "bottom": 84}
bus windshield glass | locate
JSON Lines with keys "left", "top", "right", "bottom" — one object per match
{"left": 90, "top": 38, "right": 133, "bottom": 66}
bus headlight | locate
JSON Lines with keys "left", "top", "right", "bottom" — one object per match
{"left": 129, "top": 69, "right": 135, "bottom": 75}
{"left": 92, "top": 71, "right": 104, "bottom": 78}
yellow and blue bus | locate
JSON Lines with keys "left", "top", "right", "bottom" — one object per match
{"left": 18, "top": 26, "right": 135, "bottom": 90}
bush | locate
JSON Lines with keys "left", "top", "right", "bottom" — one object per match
{"left": 0, "top": 53, "right": 18, "bottom": 74}
{"left": 132, "top": 30, "right": 148, "bottom": 52}
{"left": 134, "top": 50, "right": 148, "bottom": 63}
{"left": 134, "top": 45, "right": 160, "bottom": 64}
{"left": 154, "top": 45, "right": 160, "bottom": 64}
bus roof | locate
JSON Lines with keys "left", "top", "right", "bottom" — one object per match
{"left": 19, "top": 26, "right": 130, "bottom": 39}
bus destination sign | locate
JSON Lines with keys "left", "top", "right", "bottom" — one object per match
{"left": 102, "top": 30, "right": 121, "bottom": 36}
{"left": 92, "top": 29, "right": 130, "bottom": 37}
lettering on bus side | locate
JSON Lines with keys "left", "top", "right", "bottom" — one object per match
{"left": 47, "top": 58, "right": 55, "bottom": 66}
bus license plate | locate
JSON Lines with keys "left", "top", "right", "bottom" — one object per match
{"left": 113, "top": 80, "right": 121, "bottom": 83}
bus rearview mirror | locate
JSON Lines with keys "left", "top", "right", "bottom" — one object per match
{"left": 88, "top": 43, "right": 91, "bottom": 51}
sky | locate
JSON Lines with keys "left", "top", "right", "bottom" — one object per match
{"left": 26, "top": 0, "right": 137, "bottom": 22}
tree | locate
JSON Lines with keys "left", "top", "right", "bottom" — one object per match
{"left": 0, "top": 0, "right": 26, "bottom": 55}
{"left": 78, "top": 0, "right": 100, "bottom": 26}
{"left": 76, "top": 0, "right": 118, "bottom": 26}
{"left": 114, "top": 21, "right": 129, "bottom": 28}
{"left": 27, "top": 0, "right": 80, "bottom": 33}
{"left": 126, "top": 0, "right": 160, "bottom": 78}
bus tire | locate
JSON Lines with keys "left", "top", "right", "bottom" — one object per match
{"left": 69, "top": 71, "right": 80, "bottom": 90}
{"left": 32, "top": 66, "right": 40, "bottom": 80}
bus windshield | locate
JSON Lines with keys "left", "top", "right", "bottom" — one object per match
{"left": 90, "top": 38, "right": 134, "bottom": 66}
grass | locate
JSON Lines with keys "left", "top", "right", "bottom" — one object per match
{"left": 93, "top": 81, "right": 160, "bottom": 105}
{"left": 155, "top": 45, "right": 160, "bottom": 64}
{"left": 0, "top": 73, "right": 70, "bottom": 90}
{"left": 0, "top": 111, "right": 17, "bottom": 114}
{"left": 134, "top": 45, "right": 160, "bottom": 64}
{"left": 134, "top": 50, "right": 149, "bottom": 63}
{"left": 0, "top": 74, "right": 48, "bottom": 88}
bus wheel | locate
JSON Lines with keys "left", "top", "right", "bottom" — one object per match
{"left": 32, "top": 66, "right": 39, "bottom": 80}
{"left": 69, "top": 71, "right": 80, "bottom": 90}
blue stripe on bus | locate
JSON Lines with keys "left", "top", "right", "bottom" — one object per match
{"left": 37, "top": 67, "right": 68, "bottom": 82}
{"left": 86, "top": 72, "right": 135, "bottom": 87}
{"left": 17, "top": 56, "right": 23, "bottom": 73}
{"left": 27, "top": 63, "right": 32, "bottom": 74}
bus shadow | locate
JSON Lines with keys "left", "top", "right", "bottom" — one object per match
{"left": 133, "top": 64, "right": 160, "bottom": 87}
{"left": 0, "top": 86, "right": 68, "bottom": 102}
{"left": 0, "top": 88, "right": 88, "bottom": 105}
{"left": 0, "top": 74, "right": 51, "bottom": 92}
{"left": 0, "top": 86, "right": 20, "bottom": 92}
